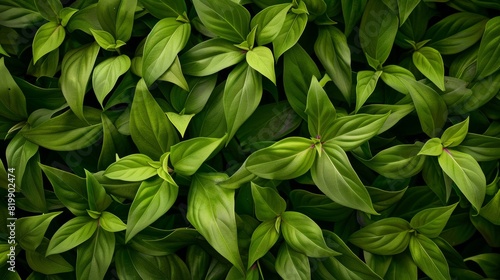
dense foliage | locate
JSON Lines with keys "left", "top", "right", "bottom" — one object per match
{"left": 1, "top": 0, "right": 500, "bottom": 279}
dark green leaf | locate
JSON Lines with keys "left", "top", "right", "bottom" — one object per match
{"left": 0, "top": 57, "right": 27, "bottom": 121}
{"left": 97, "top": 0, "right": 136, "bottom": 42}
{"left": 25, "top": 238, "right": 74, "bottom": 275}
{"left": 290, "top": 189, "right": 352, "bottom": 222}
{"left": 85, "top": 170, "right": 112, "bottom": 212}
{"left": 35, "top": 0, "right": 62, "bottom": 22}
{"left": 140, "top": 0, "right": 187, "bottom": 19}
{"left": 76, "top": 227, "right": 114, "bottom": 280}
{"left": 464, "top": 253, "right": 500, "bottom": 279}
{"left": 17, "top": 212, "right": 62, "bottom": 251}
{"left": 341, "top": 0, "right": 367, "bottom": 36}
{"left": 275, "top": 243, "right": 311, "bottom": 280}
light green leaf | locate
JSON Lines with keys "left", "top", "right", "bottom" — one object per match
{"left": 96, "top": 0, "right": 136, "bottom": 42}
{"left": 58, "top": 7, "right": 78, "bottom": 27}
{"left": 283, "top": 44, "right": 321, "bottom": 120}
{"left": 17, "top": 212, "right": 62, "bottom": 251}
{"left": 381, "top": 64, "right": 415, "bottom": 94}
{"left": 126, "top": 176, "right": 178, "bottom": 242}
{"left": 92, "top": 55, "right": 130, "bottom": 107}
{"left": 440, "top": 117, "right": 469, "bottom": 147}
{"left": 104, "top": 154, "right": 157, "bottom": 182}
{"left": 170, "top": 135, "right": 226, "bottom": 176}
{"left": 32, "top": 21, "right": 65, "bottom": 64}
{"left": 359, "top": 0, "right": 399, "bottom": 68}
{"left": 60, "top": 42, "right": 100, "bottom": 122}
{"left": 224, "top": 61, "right": 262, "bottom": 142}
{"left": 410, "top": 203, "right": 458, "bottom": 238}
{"left": 275, "top": 243, "right": 311, "bottom": 280}
{"left": 90, "top": 28, "right": 123, "bottom": 51}
{"left": 247, "top": 219, "right": 280, "bottom": 268}
{"left": 250, "top": 3, "right": 292, "bottom": 45}
{"left": 456, "top": 133, "right": 500, "bottom": 161}
{"left": 349, "top": 218, "right": 412, "bottom": 255}
{"left": 341, "top": 0, "right": 368, "bottom": 36}
{"left": 246, "top": 46, "right": 276, "bottom": 84}
{"left": 273, "top": 12, "right": 308, "bottom": 61}
{"left": 281, "top": 211, "right": 339, "bottom": 257}
{"left": 0, "top": 57, "right": 27, "bottom": 121}
{"left": 325, "top": 113, "right": 389, "bottom": 150}
{"left": 165, "top": 112, "right": 195, "bottom": 137}
{"left": 413, "top": 46, "right": 445, "bottom": 91}
{"left": 315, "top": 26, "right": 352, "bottom": 102}
{"left": 305, "top": 76, "right": 336, "bottom": 139}
{"left": 180, "top": 38, "right": 246, "bottom": 76}
{"left": 426, "top": 11, "right": 487, "bottom": 55}
{"left": 193, "top": 0, "right": 250, "bottom": 43}
{"left": 246, "top": 137, "right": 316, "bottom": 180}
{"left": 191, "top": 82, "right": 227, "bottom": 138}
{"left": 130, "top": 79, "right": 179, "bottom": 158}
{"left": 418, "top": 138, "right": 443, "bottom": 156}
{"left": 22, "top": 108, "right": 103, "bottom": 151}
{"left": 251, "top": 182, "right": 286, "bottom": 221}
{"left": 187, "top": 173, "right": 244, "bottom": 274}
{"left": 46, "top": 217, "right": 98, "bottom": 256}
{"left": 100, "top": 211, "right": 126, "bottom": 232}
{"left": 312, "top": 143, "right": 377, "bottom": 214}
{"left": 76, "top": 227, "right": 115, "bottom": 280}
{"left": 409, "top": 234, "right": 451, "bottom": 280}
{"left": 142, "top": 18, "right": 190, "bottom": 86}
{"left": 172, "top": 75, "right": 218, "bottom": 114}
{"left": 438, "top": 149, "right": 486, "bottom": 212}
{"left": 218, "top": 160, "right": 255, "bottom": 189}
{"left": 355, "top": 70, "right": 382, "bottom": 112}
{"left": 158, "top": 56, "right": 189, "bottom": 91}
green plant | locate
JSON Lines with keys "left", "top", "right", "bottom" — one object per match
{"left": 1, "top": 0, "right": 500, "bottom": 279}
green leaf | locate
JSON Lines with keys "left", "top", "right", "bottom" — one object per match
{"left": 60, "top": 42, "right": 100, "bottom": 122}
{"left": 406, "top": 80, "right": 448, "bottom": 138}
{"left": 397, "top": 0, "right": 420, "bottom": 25}
{"left": 181, "top": 38, "right": 246, "bottom": 76}
{"left": 224, "top": 61, "right": 263, "bottom": 142}
{"left": 438, "top": 149, "right": 486, "bottom": 212}
{"left": 32, "top": 21, "right": 65, "bottom": 64}
{"left": 76, "top": 227, "right": 115, "bottom": 280}
{"left": 409, "top": 234, "right": 451, "bottom": 280}
{"left": 246, "top": 137, "right": 316, "bottom": 180}
{"left": 355, "top": 70, "right": 382, "bottom": 112}
{"left": 130, "top": 79, "right": 179, "bottom": 158}
{"left": 46, "top": 216, "right": 98, "bottom": 256}
{"left": 440, "top": 117, "right": 469, "bottom": 147}
{"left": 313, "top": 231, "right": 383, "bottom": 280}
{"left": 426, "top": 12, "right": 488, "bottom": 55}
{"left": 21, "top": 109, "right": 102, "bottom": 152}
{"left": 165, "top": 112, "right": 195, "bottom": 137}
{"left": 92, "top": 55, "right": 131, "bottom": 107}
{"left": 246, "top": 46, "right": 276, "bottom": 84}
{"left": 418, "top": 138, "right": 443, "bottom": 156}
{"left": 104, "top": 154, "right": 157, "bottom": 182}
{"left": 97, "top": 0, "right": 136, "bottom": 42}
{"left": 6, "top": 133, "right": 38, "bottom": 189}
{"left": 90, "top": 28, "right": 120, "bottom": 50}
{"left": 35, "top": 0, "right": 62, "bottom": 22}
{"left": 158, "top": 56, "right": 189, "bottom": 91}
{"left": 186, "top": 245, "right": 211, "bottom": 280}
{"left": 40, "top": 164, "right": 88, "bottom": 216}
{"left": 193, "top": 0, "right": 250, "bottom": 43}
{"left": 477, "top": 17, "right": 500, "bottom": 79}
{"left": 250, "top": 3, "right": 292, "bottom": 45}
{"left": 28, "top": 48, "right": 59, "bottom": 78}
{"left": 349, "top": 218, "right": 412, "bottom": 255}
{"left": 275, "top": 243, "right": 311, "bottom": 280}
{"left": 187, "top": 173, "right": 245, "bottom": 274}
{"left": 140, "top": 0, "right": 187, "bottom": 19}
{"left": 283, "top": 44, "right": 321, "bottom": 120}
{"left": 413, "top": 46, "right": 445, "bottom": 91}
{"left": 281, "top": 211, "right": 340, "bottom": 257}
{"left": 170, "top": 135, "right": 226, "bottom": 176}
{"left": 191, "top": 82, "right": 227, "bottom": 137}
{"left": 0, "top": 5, "right": 44, "bottom": 28}
{"left": 100, "top": 211, "right": 126, "bottom": 232}
{"left": 17, "top": 212, "right": 62, "bottom": 251}
{"left": 247, "top": 219, "right": 280, "bottom": 268}
{"left": 341, "top": 0, "right": 367, "bottom": 36}
{"left": 251, "top": 182, "right": 286, "bottom": 221}
{"left": 98, "top": 110, "right": 128, "bottom": 170}
{"left": 58, "top": 7, "right": 78, "bottom": 27}
{"left": 26, "top": 238, "right": 74, "bottom": 275}
{"left": 126, "top": 176, "right": 178, "bottom": 242}
{"left": 142, "top": 18, "right": 190, "bottom": 86}
{"left": 312, "top": 143, "right": 377, "bottom": 214}
{"left": 315, "top": 26, "right": 352, "bottom": 102}
{"left": 464, "top": 253, "right": 500, "bottom": 279}
{"left": 0, "top": 57, "right": 27, "bottom": 121}
{"left": 273, "top": 12, "right": 308, "bottom": 61}
{"left": 305, "top": 76, "right": 336, "bottom": 139}
{"left": 410, "top": 203, "right": 458, "bottom": 238}
{"left": 480, "top": 189, "right": 500, "bottom": 225}
{"left": 359, "top": 0, "right": 399, "bottom": 68}
{"left": 324, "top": 113, "right": 389, "bottom": 150}
{"left": 367, "top": 186, "right": 408, "bottom": 212}
{"left": 85, "top": 170, "right": 112, "bottom": 212}
{"left": 380, "top": 65, "right": 415, "bottom": 94}
{"left": 290, "top": 189, "right": 352, "bottom": 222}
{"left": 385, "top": 252, "right": 418, "bottom": 280}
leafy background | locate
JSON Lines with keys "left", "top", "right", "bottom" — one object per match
{"left": 1, "top": 0, "right": 500, "bottom": 279}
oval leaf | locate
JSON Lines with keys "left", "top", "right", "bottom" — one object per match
{"left": 413, "top": 46, "right": 445, "bottom": 91}
{"left": 46, "top": 217, "right": 98, "bottom": 256}
{"left": 246, "top": 46, "right": 276, "bottom": 84}
{"left": 170, "top": 135, "right": 226, "bottom": 176}
{"left": 32, "top": 21, "right": 65, "bottom": 64}
{"left": 92, "top": 55, "right": 131, "bottom": 107}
